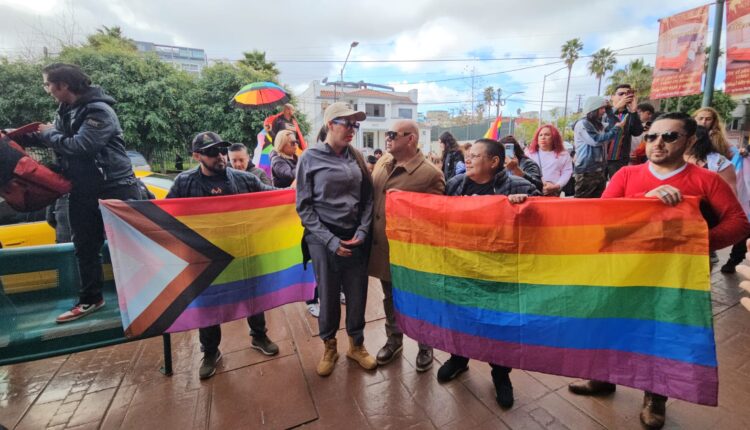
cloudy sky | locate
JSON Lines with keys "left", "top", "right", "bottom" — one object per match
{"left": 0, "top": 0, "right": 724, "bottom": 115}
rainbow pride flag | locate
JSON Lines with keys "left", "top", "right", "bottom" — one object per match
{"left": 253, "top": 129, "right": 273, "bottom": 176}
{"left": 100, "top": 190, "right": 315, "bottom": 338}
{"left": 386, "top": 192, "right": 717, "bottom": 406}
{"left": 483, "top": 115, "right": 502, "bottom": 140}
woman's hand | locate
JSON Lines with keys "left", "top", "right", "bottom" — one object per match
{"left": 505, "top": 157, "right": 524, "bottom": 177}
{"left": 542, "top": 182, "right": 560, "bottom": 196}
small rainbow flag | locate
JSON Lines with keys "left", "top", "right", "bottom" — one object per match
{"left": 386, "top": 192, "right": 717, "bottom": 406}
{"left": 253, "top": 129, "right": 274, "bottom": 176}
{"left": 100, "top": 190, "right": 315, "bottom": 338}
{"left": 483, "top": 115, "right": 502, "bottom": 140}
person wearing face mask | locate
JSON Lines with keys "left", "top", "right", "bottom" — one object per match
{"left": 572, "top": 96, "right": 625, "bottom": 198}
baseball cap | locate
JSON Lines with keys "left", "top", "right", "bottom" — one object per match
{"left": 323, "top": 102, "right": 366, "bottom": 124}
{"left": 191, "top": 131, "right": 230, "bottom": 152}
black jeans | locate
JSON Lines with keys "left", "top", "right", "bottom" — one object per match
{"left": 69, "top": 181, "right": 141, "bottom": 305}
{"left": 199, "top": 313, "right": 267, "bottom": 354}
{"left": 729, "top": 235, "right": 750, "bottom": 263}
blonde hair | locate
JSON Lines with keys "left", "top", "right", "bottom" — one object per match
{"left": 692, "top": 107, "right": 732, "bottom": 158}
{"left": 274, "top": 130, "right": 296, "bottom": 159}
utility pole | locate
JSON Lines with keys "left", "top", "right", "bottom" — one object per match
{"left": 496, "top": 88, "right": 502, "bottom": 117}
{"left": 470, "top": 66, "right": 476, "bottom": 122}
{"left": 576, "top": 94, "right": 585, "bottom": 113}
{"left": 703, "top": 0, "right": 725, "bottom": 107}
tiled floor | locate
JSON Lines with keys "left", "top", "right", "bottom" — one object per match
{"left": 1, "top": 250, "right": 749, "bottom": 429}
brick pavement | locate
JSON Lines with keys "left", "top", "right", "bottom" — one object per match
{"left": 1, "top": 249, "right": 749, "bottom": 429}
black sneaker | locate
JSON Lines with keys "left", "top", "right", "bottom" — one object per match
{"left": 251, "top": 336, "right": 280, "bottom": 356}
{"left": 199, "top": 350, "right": 222, "bottom": 380}
{"left": 491, "top": 370, "right": 514, "bottom": 408}
{"left": 437, "top": 356, "right": 469, "bottom": 383}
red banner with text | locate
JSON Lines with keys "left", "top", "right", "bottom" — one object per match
{"left": 651, "top": 6, "right": 709, "bottom": 99}
{"left": 726, "top": 0, "right": 750, "bottom": 94}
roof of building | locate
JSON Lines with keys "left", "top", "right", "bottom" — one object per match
{"left": 319, "top": 89, "right": 415, "bottom": 104}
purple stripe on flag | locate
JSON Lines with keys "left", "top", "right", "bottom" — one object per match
{"left": 396, "top": 313, "right": 718, "bottom": 406}
{"left": 166, "top": 282, "right": 315, "bottom": 332}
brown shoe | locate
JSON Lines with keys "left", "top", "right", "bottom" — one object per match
{"left": 346, "top": 337, "right": 377, "bottom": 370}
{"left": 640, "top": 392, "right": 666, "bottom": 429}
{"left": 568, "top": 380, "right": 616, "bottom": 396}
{"left": 316, "top": 338, "right": 339, "bottom": 377}
{"left": 376, "top": 339, "right": 403, "bottom": 365}
{"left": 415, "top": 347, "right": 433, "bottom": 372}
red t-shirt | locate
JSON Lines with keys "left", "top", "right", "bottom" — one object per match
{"left": 603, "top": 162, "right": 750, "bottom": 251}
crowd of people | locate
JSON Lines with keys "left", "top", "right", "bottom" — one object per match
{"left": 25, "top": 62, "right": 750, "bottom": 430}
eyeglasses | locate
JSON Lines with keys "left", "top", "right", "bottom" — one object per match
{"left": 642, "top": 131, "right": 686, "bottom": 144}
{"left": 331, "top": 119, "right": 360, "bottom": 130}
{"left": 385, "top": 131, "right": 413, "bottom": 140}
{"left": 466, "top": 153, "right": 491, "bottom": 161}
{"left": 198, "top": 146, "right": 229, "bottom": 157}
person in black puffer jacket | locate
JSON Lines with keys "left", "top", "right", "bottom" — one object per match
{"left": 38, "top": 63, "right": 142, "bottom": 323}
{"left": 439, "top": 138, "right": 539, "bottom": 409}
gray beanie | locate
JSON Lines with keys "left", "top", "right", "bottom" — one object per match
{"left": 582, "top": 96, "right": 608, "bottom": 115}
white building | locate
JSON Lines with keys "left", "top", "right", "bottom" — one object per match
{"left": 298, "top": 81, "right": 430, "bottom": 154}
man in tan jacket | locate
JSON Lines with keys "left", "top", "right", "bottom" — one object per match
{"left": 369, "top": 119, "right": 445, "bottom": 371}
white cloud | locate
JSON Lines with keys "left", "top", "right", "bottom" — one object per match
{"left": 0, "top": 0, "right": 718, "bottom": 114}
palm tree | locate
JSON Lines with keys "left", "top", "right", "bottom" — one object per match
{"left": 483, "top": 86, "right": 495, "bottom": 115}
{"left": 238, "top": 50, "right": 280, "bottom": 76}
{"left": 588, "top": 48, "right": 617, "bottom": 96}
{"left": 606, "top": 58, "right": 654, "bottom": 99}
{"left": 561, "top": 38, "right": 584, "bottom": 120}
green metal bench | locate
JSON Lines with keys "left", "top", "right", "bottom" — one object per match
{"left": 0, "top": 243, "right": 172, "bottom": 373}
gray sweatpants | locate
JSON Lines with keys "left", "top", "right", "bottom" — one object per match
{"left": 306, "top": 238, "right": 369, "bottom": 346}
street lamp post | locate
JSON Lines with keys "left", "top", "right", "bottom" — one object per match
{"left": 336, "top": 41, "right": 359, "bottom": 102}
{"left": 499, "top": 91, "right": 523, "bottom": 135}
{"left": 539, "top": 66, "right": 567, "bottom": 128}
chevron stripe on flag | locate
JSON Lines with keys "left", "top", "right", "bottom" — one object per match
{"left": 99, "top": 189, "right": 315, "bottom": 338}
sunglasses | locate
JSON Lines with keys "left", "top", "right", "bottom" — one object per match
{"left": 616, "top": 90, "right": 634, "bottom": 96}
{"left": 642, "top": 131, "right": 686, "bottom": 144}
{"left": 385, "top": 131, "right": 413, "bottom": 140}
{"left": 198, "top": 146, "right": 229, "bottom": 157}
{"left": 331, "top": 119, "right": 360, "bottom": 130}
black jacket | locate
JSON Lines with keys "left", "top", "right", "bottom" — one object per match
{"left": 446, "top": 170, "right": 541, "bottom": 197}
{"left": 167, "top": 166, "right": 276, "bottom": 198}
{"left": 518, "top": 157, "right": 543, "bottom": 192}
{"left": 442, "top": 150, "right": 464, "bottom": 181}
{"left": 40, "top": 86, "right": 134, "bottom": 192}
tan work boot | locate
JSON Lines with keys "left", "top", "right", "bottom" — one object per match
{"left": 316, "top": 338, "right": 339, "bottom": 377}
{"left": 346, "top": 337, "right": 377, "bottom": 370}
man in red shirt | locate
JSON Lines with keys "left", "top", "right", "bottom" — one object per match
{"left": 568, "top": 112, "right": 750, "bottom": 429}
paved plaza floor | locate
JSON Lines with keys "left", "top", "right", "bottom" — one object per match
{"left": 1, "top": 249, "right": 749, "bottom": 429}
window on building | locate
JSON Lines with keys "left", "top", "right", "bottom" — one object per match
{"left": 398, "top": 108, "right": 413, "bottom": 119}
{"left": 363, "top": 132, "right": 374, "bottom": 148}
{"left": 730, "top": 118, "right": 741, "bottom": 131}
{"left": 365, "top": 103, "right": 385, "bottom": 117}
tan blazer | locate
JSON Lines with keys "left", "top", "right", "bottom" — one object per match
{"left": 368, "top": 151, "right": 445, "bottom": 281}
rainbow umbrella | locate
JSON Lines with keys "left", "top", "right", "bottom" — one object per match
{"left": 232, "top": 82, "right": 289, "bottom": 110}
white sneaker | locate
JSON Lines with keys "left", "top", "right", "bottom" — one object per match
{"left": 340, "top": 292, "right": 346, "bottom": 305}
{"left": 307, "top": 303, "right": 320, "bottom": 318}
